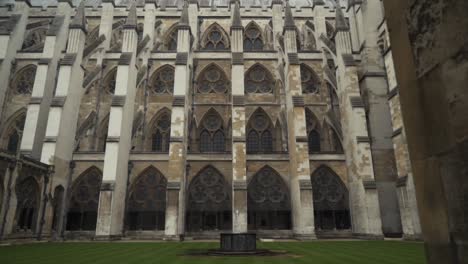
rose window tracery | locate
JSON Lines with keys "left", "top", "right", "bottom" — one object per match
{"left": 150, "top": 66, "right": 175, "bottom": 94}
{"left": 245, "top": 65, "right": 274, "bottom": 94}
{"left": 197, "top": 65, "right": 229, "bottom": 94}
{"left": 301, "top": 64, "right": 320, "bottom": 94}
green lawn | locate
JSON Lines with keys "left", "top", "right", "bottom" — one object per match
{"left": 0, "top": 241, "right": 426, "bottom": 264}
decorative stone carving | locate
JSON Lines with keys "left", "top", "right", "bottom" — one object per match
{"left": 245, "top": 64, "right": 275, "bottom": 94}
{"left": 197, "top": 64, "right": 229, "bottom": 94}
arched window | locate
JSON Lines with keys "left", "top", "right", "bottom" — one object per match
{"left": 198, "top": 110, "right": 226, "bottom": 153}
{"left": 66, "top": 167, "right": 102, "bottom": 231}
{"left": 248, "top": 166, "right": 291, "bottom": 230}
{"left": 245, "top": 64, "right": 275, "bottom": 94}
{"left": 165, "top": 25, "right": 178, "bottom": 51}
{"left": 11, "top": 66, "right": 36, "bottom": 95}
{"left": 305, "top": 109, "right": 321, "bottom": 153}
{"left": 301, "top": 64, "right": 320, "bottom": 94}
{"left": 201, "top": 23, "right": 230, "bottom": 51}
{"left": 149, "top": 65, "right": 175, "bottom": 94}
{"left": 104, "top": 69, "right": 117, "bottom": 95}
{"left": 311, "top": 166, "right": 351, "bottom": 231}
{"left": 197, "top": 64, "right": 230, "bottom": 94}
{"left": 3, "top": 112, "right": 26, "bottom": 153}
{"left": 126, "top": 167, "right": 167, "bottom": 231}
{"left": 186, "top": 166, "right": 231, "bottom": 231}
{"left": 15, "top": 177, "right": 40, "bottom": 232}
{"left": 244, "top": 22, "right": 263, "bottom": 51}
{"left": 247, "top": 109, "right": 276, "bottom": 153}
{"left": 22, "top": 28, "right": 47, "bottom": 51}
{"left": 151, "top": 111, "right": 171, "bottom": 152}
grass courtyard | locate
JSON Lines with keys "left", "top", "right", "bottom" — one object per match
{"left": 0, "top": 240, "right": 426, "bottom": 264}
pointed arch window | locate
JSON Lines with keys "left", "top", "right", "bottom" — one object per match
{"left": 4, "top": 113, "right": 26, "bottom": 153}
{"left": 126, "top": 167, "right": 167, "bottom": 231}
{"left": 247, "top": 109, "right": 276, "bottom": 153}
{"left": 150, "top": 65, "right": 175, "bottom": 94}
{"left": 301, "top": 64, "right": 320, "bottom": 94}
{"left": 12, "top": 66, "right": 36, "bottom": 95}
{"left": 248, "top": 166, "right": 291, "bottom": 230}
{"left": 305, "top": 109, "right": 321, "bottom": 153}
{"left": 245, "top": 64, "right": 275, "bottom": 94}
{"left": 311, "top": 166, "right": 351, "bottom": 230}
{"left": 198, "top": 111, "right": 225, "bottom": 153}
{"left": 104, "top": 69, "right": 117, "bottom": 95}
{"left": 166, "top": 26, "right": 178, "bottom": 51}
{"left": 151, "top": 112, "right": 171, "bottom": 152}
{"left": 197, "top": 64, "right": 230, "bottom": 94}
{"left": 15, "top": 177, "right": 40, "bottom": 232}
{"left": 201, "top": 24, "right": 229, "bottom": 51}
{"left": 244, "top": 23, "right": 264, "bottom": 51}
{"left": 67, "top": 167, "right": 102, "bottom": 231}
{"left": 186, "top": 166, "right": 231, "bottom": 231}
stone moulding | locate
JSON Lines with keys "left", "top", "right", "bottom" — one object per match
{"left": 60, "top": 53, "right": 77, "bottom": 66}
{"left": 0, "top": 15, "right": 21, "bottom": 35}
{"left": 292, "top": 96, "right": 305, "bottom": 107}
{"left": 350, "top": 96, "right": 365, "bottom": 108}
{"left": 296, "top": 136, "right": 308, "bottom": 143}
{"left": 232, "top": 52, "right": 244, "bottom": 65}
{"left": 288, "top": 53, "right": 300, "bottom": 65}
{"left": 172, "top": 96, "right": 185, "bottom": 107}
{"left": 396, "top": 175, "right": 408, "bottom": 187}
{"left": 232, "top": 136, "right": 245, "bottom": 142}
{"left": 51, "top": 96, "right": 66, "bottom": 107}
{"left": 356, "top": 136, "right": 371, "bottom": 143}
{"left": 232, "top": 95, "right": 245, "bottom": 106}
{"left": 26, "top": 20, "right": 50, "bottom": 30}
{"left": 111, "top": 95, "right": 126, "bottom": 106}
{"left": 175, "top": 52, "right": 188, "bottom": 65}
{"left": 233, "top": 180, "right": 247, "bottom": 190}
{"left": 100, "top": 181, "right": 115, "bottom": 191}
{"left": 167, "top": 181, "right": 181, "bottom": 190}
{"left": 387, "top": 86, "right": 399, "bottom": 100}
{"left": 392, "top": 127, "right": 402, "bottom": 138}
{"left": 299, "top": 179, "right": 313, "bottom": 190}
{"left": 29, "top": 97, "right": 42, "bottom": 105}
{"left": 342, "top": 54, "right": 357, "bottom": 66}
{"left": 106, "top": 136, "right": 120, "bottom": 142}
{"left": 44, "top": 136, "right": 57, "bottom": 142}
{"left": 363, "top": 180, "right": 377, "bottom": 189}
{"left": 38, "top": 58, "right": 51, "bottom": 65}
{"left": 118, "top": 52, "right": 133, "bottom": 65}
{"left": 170, "top": 137, "right": 183, "bottom": 143}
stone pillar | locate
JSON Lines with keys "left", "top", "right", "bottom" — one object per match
{"left": 347, "top": 1, "right": 361, "bottom": 53}
{"left": 230, "top": 0, "right": 247, "bottom": 234}
{"left": 357, "top": 0, "right": 403, "bottom": 237}
{"left": 164, "top": 0, "right": 194, "bottom": 239}
{"left": 95, "top": 4, "right": 138, "bottom": 239}
{"left": 312, "top": 0, "right": 326, "bottom": 49}
{"left": 334, "top": 22, "right": 383, "bottom": 238}
{"left": 40, "top": 1, "right": 87, "bottom": 238}
{"left": 0, "top": 0, "right": 30, "bottom": 121}
{"left": 0, "top": 161, "right": 20, "bottom": 239}
{"left": 282, "top": 1, "right": 315, "bottom": 240}
{"left": 270, "top": 0, "right": 283, "bottom": 44}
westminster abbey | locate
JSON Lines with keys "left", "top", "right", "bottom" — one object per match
{"left": 0, "top": 0, "right": 422, "bottom": 241}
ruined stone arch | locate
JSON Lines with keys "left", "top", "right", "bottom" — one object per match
{"left": 22, "top": 27, "right": 47, "bottom": 51}
{"left": 244, "top": 21, "right": 264, "bottom": 51}
{"left": 305, "top": 108, "right": 322, "bottom": 153}
{"left": 196, "top": 63, "right": 230, "bottom": 94}
{"left": 10, "top": 65, "right": 37, "bottom": 96}
{"left": 14, "top": 176, "right": 41, "bottom": 232}
{"left": 66, "top": 166, "right": 102, "bottom": 231}
{"left": 311, "top": 165, "right": 351, "bottom": 231}
{"left": 244, "top": 63, "right": 275, "bottom": 94}
{"left": 125, "top": 166, "right": 167, "bottom": 231}
{"left": 300, "top": 63, "right": 321, "bottom": 94}
{"left": 200, "top": 22, "right": 230, "bottom": 50}
{"left": 247, "top": 165, "right": 291, "bottom": 230}
{"left": 186, "top": 165, "right": 231, "bottom": 232}
{"left": 146, "top": 107, "right": 172, "bottom": 152}
{"left": 246, "top": 107, "right": 282, "bottom": 153}
{"left": 149, "top": 64, "right": 175, "bottom": 94}
{"left": 1, "top": 108, "right": 26, "bottom": 153}
{"left": 162, "top": 23, "right": 179, "bottom": 51}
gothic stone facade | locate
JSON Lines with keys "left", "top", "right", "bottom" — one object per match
{"left": 0, "top": 0, "right": 421, "bottom": 240}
